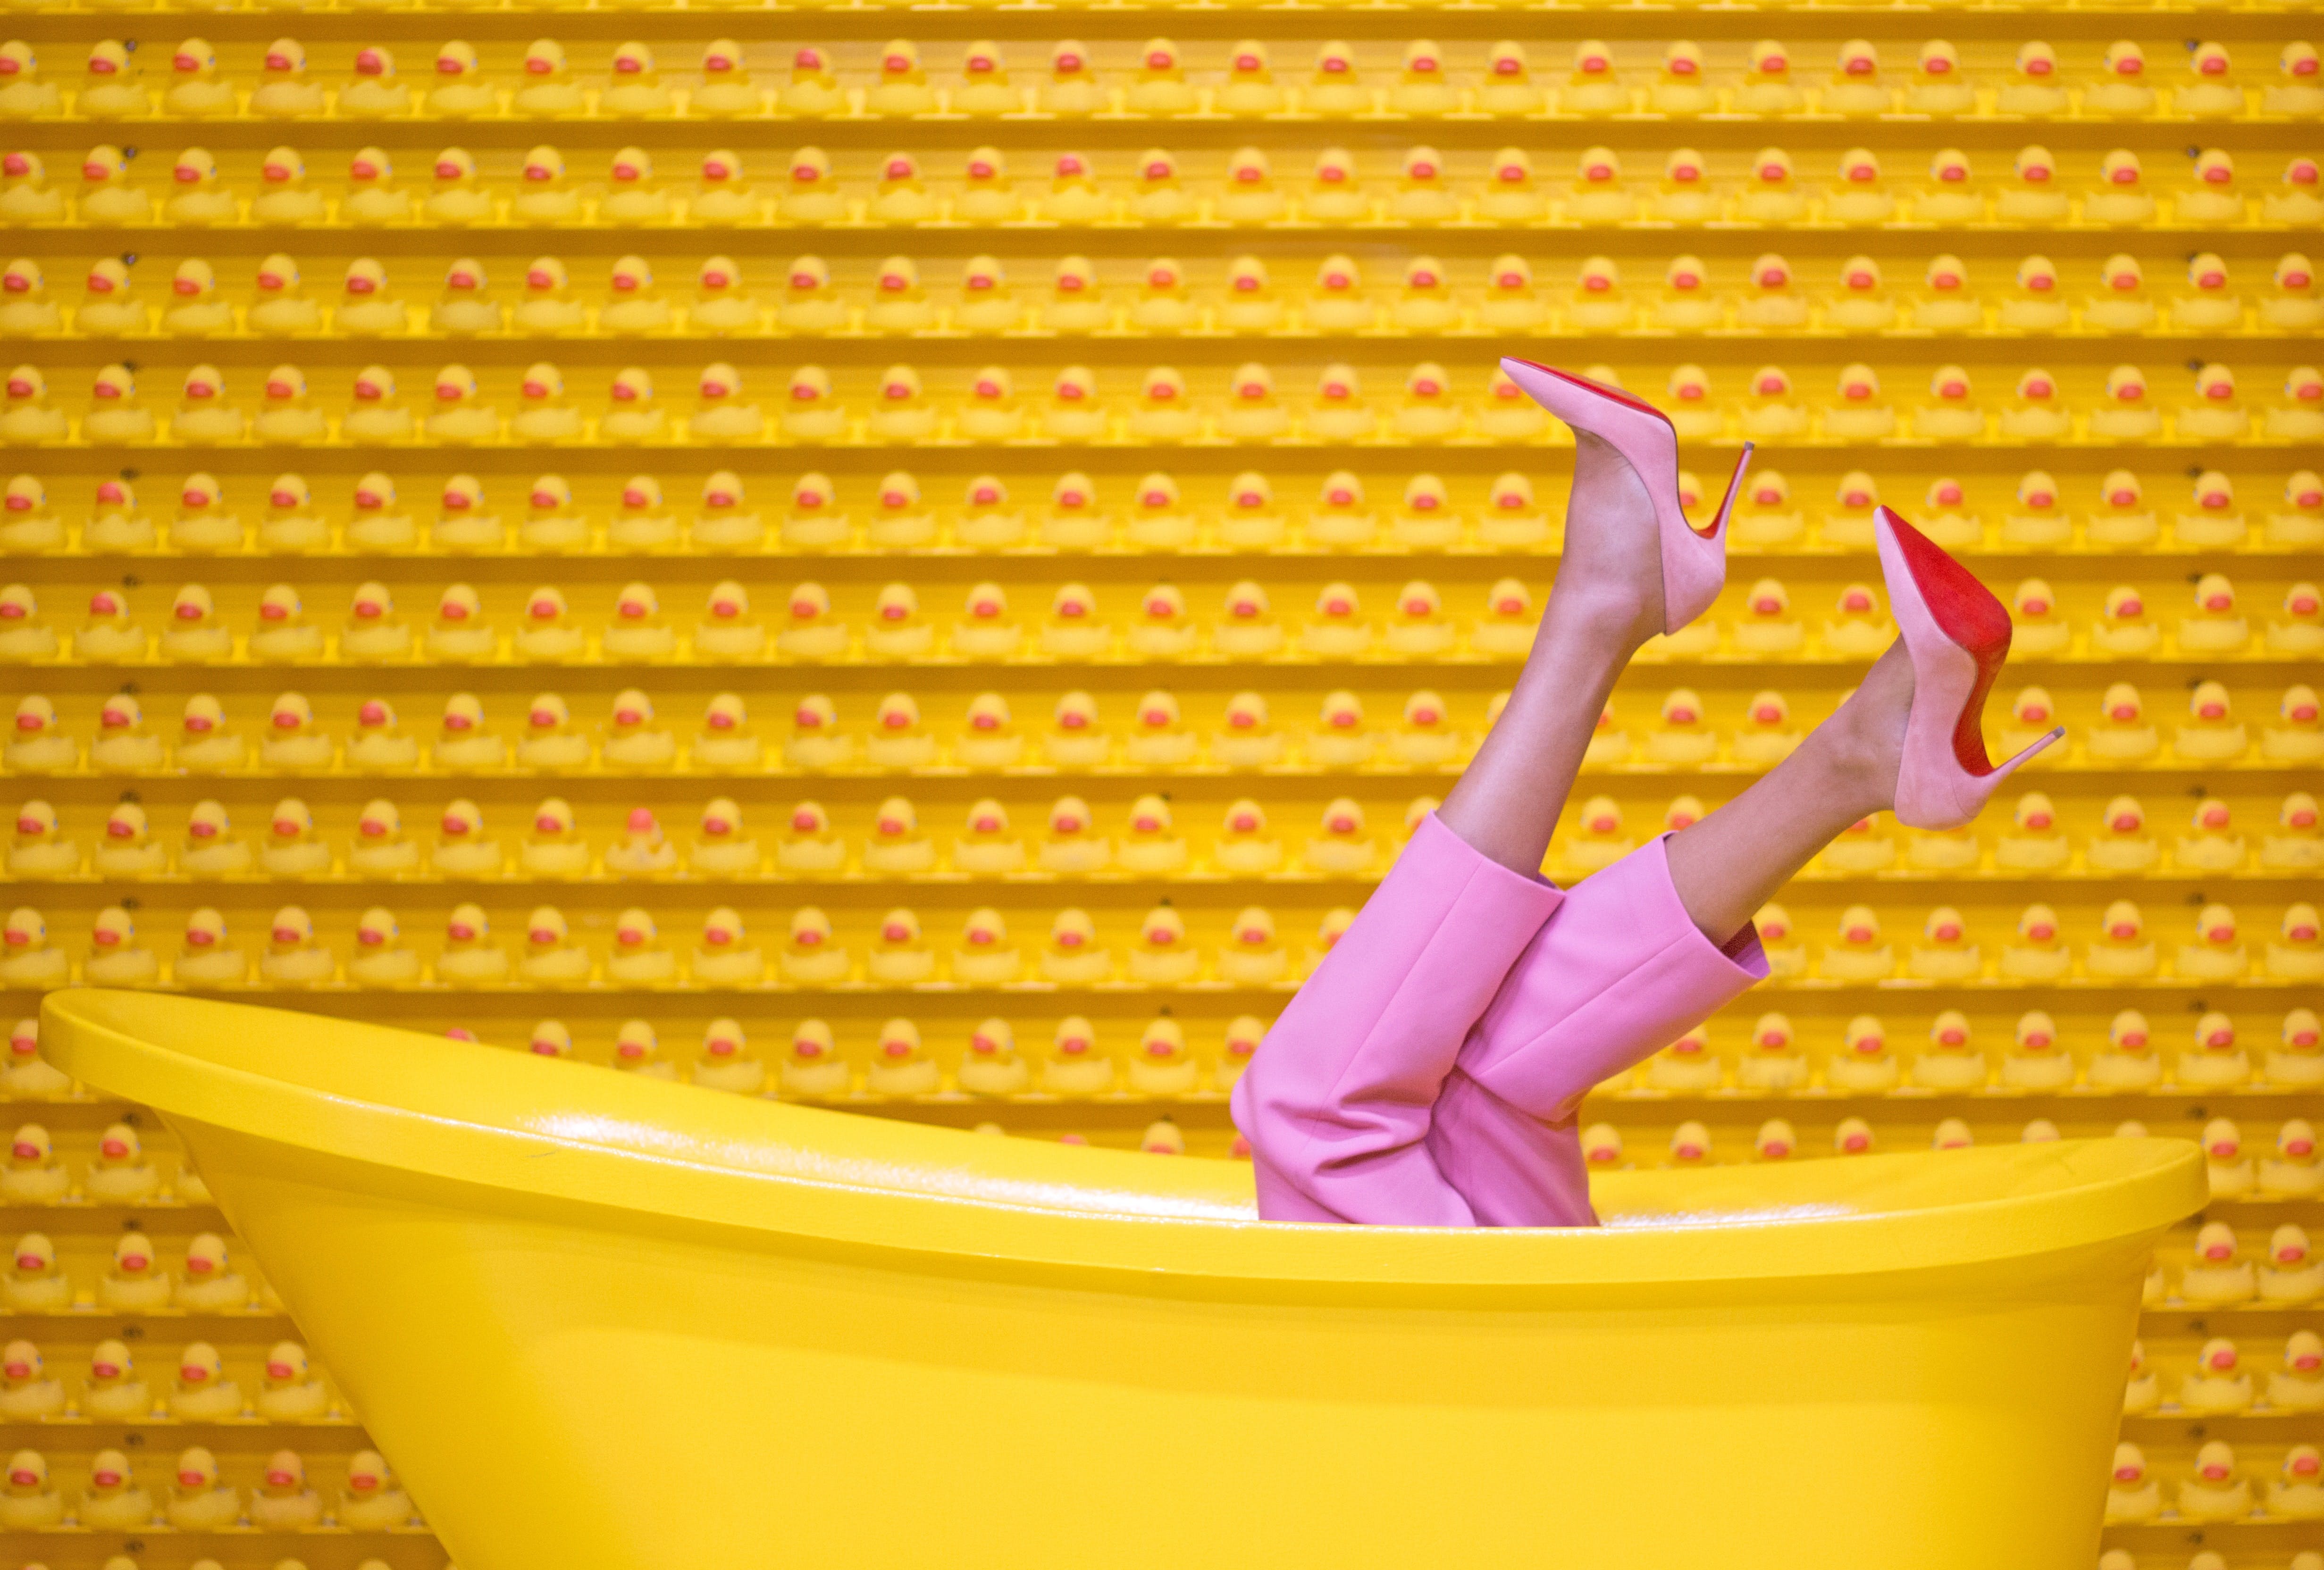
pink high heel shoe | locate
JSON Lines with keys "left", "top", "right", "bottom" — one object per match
{"left": 1498, "top": 357, "right": 1751, "bottom": 633}
{"left": 1874, "top": 504, "right": 2063, "bottom": 829}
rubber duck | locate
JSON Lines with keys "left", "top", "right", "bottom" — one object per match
{"left": 1997, "top": 367, "right": 2075, "bottom": 443}
{"left": 158, "top": 148, "right": 239, "bottom": 230}
{"left": 487, "top": 36, "right": 574, "bottom": 117}
{"left": 514, "top": 693, "right": 587, "bottom": 771}
{"left": 0, "top": 1229, "right": 71, "bottom": 1314}
{"left": 2258, "top": 791, "right": 2324, "bottom": 880}
{"left": 414, "top": 363, "right": 495, "bottom": 446}
{"left": 66, "top": 361, "right": 146, "bottom": 447}
{"left": 184, "top": 799, "right": 258, "bottom": 882}
{"left": 2078, "top": 147, "right": 2158, "bottom": 228}
{"left": 1290, "top": 795, "right": 1373, "bottom": 875}
{"left": 0, "top": 1450, "right": 64, "bottom": 1530}
{"left": 495, "top": 797, "right": 579, "bottom": 882}
{"left": 1819, "top": 904, "right": 1893, "bottom": 982}
{"left": 0, "top": 41, "right": 58, "bottom": 118}
{"left": 1629, "top": 686, "right": 1707, "bottom": 768}
{"left": 2163, "top": 37, "right": 2241, "bottom": 116}
{"left": 1200, "top": 801, "right": 1281, "bottom": 881}
{"left": 326, "top": 40, "right": 408, "bottom": 117}
{"left": 2082, "top": 40, "right": 2156, "bottom": 116}
{"left": 2270, "top": 1448, "right": 2324, "bottom": 1522}
{"left": 1985, "top": 255, "right": 2068, "bottom": 347}
{"left": 1732, "top": 690, "right": 1798, "bottom": 768}
{"left": 165, "top": 1340, "right": 243, "bottom": 1421}
{"left": 2257, "top": 1119, "right": 2324, "bottom": 1203}
{"left": 1808, "top": 147, "right": 1887, "bottom": 228}
{"left": 2174, "top": 1008, "right": 2250, "bottom": 1092}
{"left": 860, "top": 1016, "right": 939, "bottom": 1098}
{"left": 0, "top": 474, "right": 60, "bottom": 555}
{"left": 2266, "top": 152, "right": 2324, "bottom": 227}
{"left": 2205, "top": 1119, "right": 2258, "bottom": 1200}
{"left": 156, "top": 265, "right": 232, "bottom": 349}
{"left": 1, "top": 694, "right": 76, "bottom": 777}
{"left": 0, "top": 149, "right": 63, "bottom": 227}
{"left": 0, "top": 582, "right": 54, "bottom": 666}
{"left": 582, "top": 40, "right": 670, "bottom": 117}
{"left": 426, "top": 797, "right": 497, "bottom": 878}
{"left": 1993, "top": 1009, "right": 2072, "bottom": 1088}
{"left": 679, "top": 901, "right": 762, "bottom": 989}
{"left": 1908, "top": 1010, "right": 1985, "bottom": 1091}
{"left": 335, "top": 146, "right": 422, "bottom": 232}
{"left": 0, "top": 1024, "right": 63, "bottom": 1110}
{"left": 413, "top": 144, "right": 495, "bottom": 227}
{"left": 2174, "top": 1440, "right": 2252, "bottom": 1522}
{"left": 337, "top": 1451, "right": 414, "bottom": 1531}
{"left": 237, "top": 32, "right": 323, "bottom": 114}
{"left": 170, "top": 905, "right": 245, "bottom": 986}
{"left": 1114, "top": 1023, "right": 1194, "bottom": 1102}
{"left": 341, "top": 906, "right": 414, "bottom": 987}
{"left": 1636, "top": 1024, "right": 1716, "bottom": 1094}
{"left": 174, "top": 692, "right": 257, "bottom": 776}
{"left": 849, "top": 904, "right": 933, "bottom": 989}
{"left": 671, "top": 1018, "right": 762, "bottom": 1099}
{"left": 2086, "top": 1012, "right": 2156, "bottom": 1092}
{"left": 97, "top": 1228, "right": 171, "bottom": 1312}
{"left": 420, "top": 582, "right": 493, "bottom": 663}
{"left": 259, "top": 905, "right": 334, "bottom": 986}
{"left": 595, "top": 687, "right": 679, "bottom": 771}
{"left": 1986, "top": 40, "right": 2064, "bottom": 116}
{"left": 64, "top": 261, "right": 154, "bottom": 357}
{"left": 0, "top": 1119, "right": 66, "bottom": 1209}
{"left": 235, "top": 1448, "right": 322, "bottom": 1532}
{"left": 1724, "top": 1014, "right": 1804, "bottom": 1095}
{"left": 2172, "top": 679, "right": 2246, "bottom": 762}
{"left": 2268, "top": 683, "right": 2324, "bottom": 768}
{"left": 765, "top": 1016, "right": 846, "bottom": 1099}
{"left": 429, "top": 902, "right": 505, "bottom": 987}
{"left": 75, "top": 1451, "right": 160, "bottom": 1538}
{"left": 434, "top": 689, "right": 511, "bottom": 770}
{"left": 6, "top": 801, "right": 74, "bottom": 881}
{"left": 2165, "top": 1336, "right": 2251, "bottom": 1421}
{"left": 342, "top": 797, "right": 417, "bottom": 879}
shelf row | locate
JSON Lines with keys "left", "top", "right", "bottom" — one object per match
{"left": 0, "top": 0, "right": 2316, "bottom": 20}
{"left": 3, "top": 564, "right": 2315, "bottom": 668}
{"left": 6, "top": 671, "right": 2315, "bottom": 772}
{"left": 1, "top": 33, "right": 2319, "bottom": 126}
{"left": 8, "top": 164, "right": 2321, "bottom": 233}
{"left": 9, "top": 249, "right": 2321, "bottom": 342}
{"left": 1, "top": 885, "right": 2318, "bottom": 989}
{"left": 11, "top": 788, "right": 2316, "bottom": 881}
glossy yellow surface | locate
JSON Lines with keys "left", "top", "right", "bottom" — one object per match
{"left": 41, "top": 987, "right": 2204, "bottom": 1569}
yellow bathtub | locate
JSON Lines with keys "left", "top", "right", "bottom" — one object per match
{"left": 41, "top": 990, "right": 2203, "bottom": 1570}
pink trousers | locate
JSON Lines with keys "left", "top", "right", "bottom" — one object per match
{"left": 1230, "top": 812, "right": 1767, "bottom": 1227}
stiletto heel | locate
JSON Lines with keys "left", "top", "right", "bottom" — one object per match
{"left": 1874, "top": 504, "right": 2064, "bottom": 830}
{"left": 1498, "top": 357, "right": 1751, "bottom": 633}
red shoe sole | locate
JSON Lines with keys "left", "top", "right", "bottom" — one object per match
{"left": 1880, "top": 507, "right": 2013, "bottom": 777}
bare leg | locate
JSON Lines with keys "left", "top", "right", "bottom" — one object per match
{"left": 1665, "top": 639, "right": 1914, "bottom": 944}
{"left": 1439, "top": 438, "right": 1669, "bottom": 876}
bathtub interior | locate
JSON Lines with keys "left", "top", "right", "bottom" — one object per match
{"left": 44, "top": 989, "right": 2205, "bottom": 1286}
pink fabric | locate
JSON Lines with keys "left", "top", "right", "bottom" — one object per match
{"left": 1232, "top": 813, "right": 1767, "bottom": 1227}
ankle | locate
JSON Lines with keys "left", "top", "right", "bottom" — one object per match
{"left": 1538, "top": 585, "right": 1659, "bottom": 658}
{"left": 1809, "top": 698, "right": 1901, "bottom": 818}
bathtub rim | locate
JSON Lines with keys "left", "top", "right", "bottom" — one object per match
{"left": 42, "top": 988, "right": 2207, "bottom": 1293}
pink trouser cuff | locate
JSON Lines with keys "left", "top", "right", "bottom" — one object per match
{"left": 1229, "top": 813, "right": 1565, "bottom": 1226}
{"left": 1458, "top": 833, "right": 1768, "bottom": 1126}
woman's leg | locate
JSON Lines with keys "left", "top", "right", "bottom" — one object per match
{"left": 1438, "top": 436, "right": 1673, "bottom": 876}
{"left": 1432, "top": 644, "right": 1915, "bottom": 1226}
{"left": 1662, "top": 640, "right": 1912, "bottom": 944}
{"left": 1229, "top": 813, "right": 1564, "bottom": 1225}
{"left": 1234, "top": 434, "right": 1681, "bottom": 1223}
